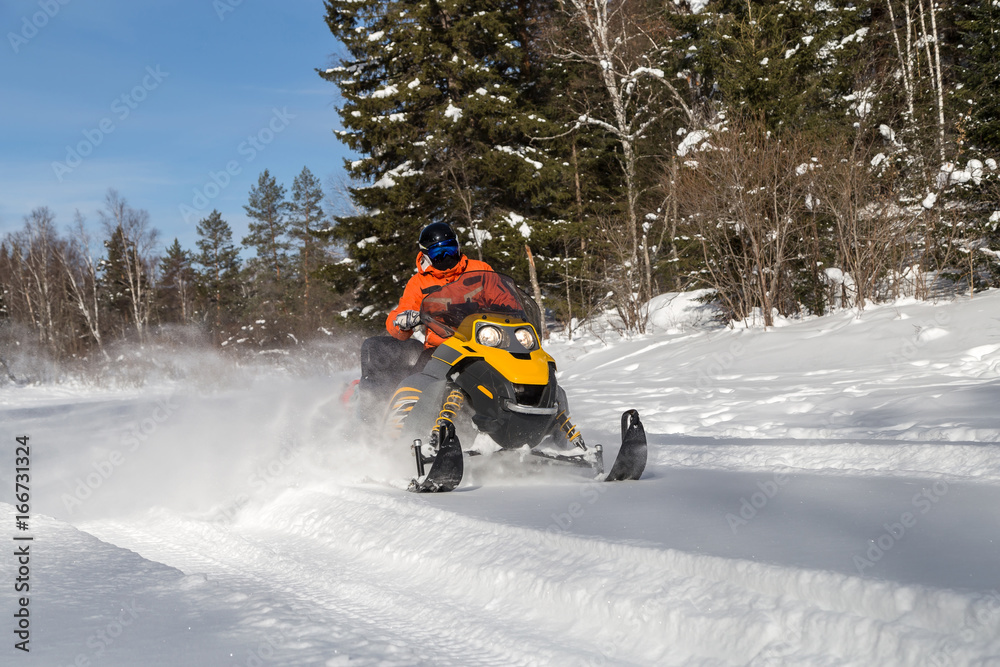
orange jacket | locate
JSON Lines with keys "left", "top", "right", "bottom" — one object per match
{"left": 386, "top": 253, "right": 494, "bottom": 347}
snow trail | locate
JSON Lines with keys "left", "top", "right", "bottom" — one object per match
{"left": 3, "top": 290, "right": 1000, "bottom": 664}
{"left": 80, "top": 482, "right": 1000, "bottom": 666}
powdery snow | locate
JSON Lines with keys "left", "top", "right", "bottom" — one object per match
{"left": 444, "top": 103, "right": 463, "bottom": 122}
{"left": 2, "top": 290, "right": 1000, "bottom": 664}
{"left": 370, "top": 84, "right": 399, "bottom": 99}
{"left": 496, "top": 145, "right": 543, "bottom": 170}
{"left": 677, "top": 130, "right": 711, "bottom": 157}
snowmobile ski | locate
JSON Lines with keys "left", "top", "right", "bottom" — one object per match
{"left": 605, "top": 409, "right": 647, "bottom": 481}
{"left": 408, "top": 421, "right": 464, "bottom": 493}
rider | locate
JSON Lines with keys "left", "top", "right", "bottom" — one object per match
{"left": 386, "top": 221, "right": 494, "bottom": 348}
{"left": 360, "top": 222, "right": 585, "bottom": 453}
{"left": 359, "top": 222, "right": 493, "bottom": 405}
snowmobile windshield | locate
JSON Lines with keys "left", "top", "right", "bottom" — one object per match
{"left": 420, "top": 271, "right": 542, "bottom": 341}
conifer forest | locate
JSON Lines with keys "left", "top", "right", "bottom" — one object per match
{"left": 2, "top": 0, "right": 998, "bottom": 371}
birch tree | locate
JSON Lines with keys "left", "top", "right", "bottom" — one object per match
{"left": 6, "top": 208, "right": 68, "bottom": 354}
{"left": 551, "top": 0, "right": 692, "bottom": 331}
{"left": 59, "top": 212, "right": 108, "bottom": 359}
{"left": 884, "top": 0, "right": 947, "bottom": 161}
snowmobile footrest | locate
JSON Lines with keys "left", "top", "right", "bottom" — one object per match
{"left": 529, "top": 448, "right": 603, "bottom": 474}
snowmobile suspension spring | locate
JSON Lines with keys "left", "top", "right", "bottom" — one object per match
{"left": 436, "top": 389, "right": 466, "bottom": 427}
{"left": 556, "top": 411, "right": 584, "bottom": 447}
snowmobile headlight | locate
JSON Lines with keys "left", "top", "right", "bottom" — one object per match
{"left": 476, "top": 325, "right": 503, "bottom": 347}
{"left": 514, "top": 327, "right": 536, "bottom": 350}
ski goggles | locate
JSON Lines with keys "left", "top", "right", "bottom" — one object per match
{"left": 423, "top": 239, "right": 460, "bottom": 264}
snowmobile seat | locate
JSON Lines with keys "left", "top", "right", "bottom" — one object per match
{"left": 359, "top": 335, "right": 427, "bottom": 402}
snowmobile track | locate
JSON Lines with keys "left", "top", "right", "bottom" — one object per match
{"left": 83, "top": 484, "right": 998, "bottom": 666}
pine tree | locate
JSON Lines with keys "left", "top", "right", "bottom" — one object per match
{"left": 529, "top": 46, "right": 631, "bottom": 328}
{"left": 319, "top": 0, "right": 563, "bottom": 307}
{"left": 955, "top": 1, "right": 1000, "bottom": 154}
{"left": 158, "top": 238, "right": 195, "bottom": 325}
{"left": 97, "top": 191, "right": 159, "bottom": 341}
{"left": 195, "top": 210, "right": 242, "bottom": 333}
{"left": 288, "top": 166, "right": 328, "bottom": 320}
{"left": 101, "top": 225, "right": 136, "bottom": 333}
{"left": 951, "top": 2, "right": 1000, "bottom": 291}
{"left": 666, "top": 0, "right": 873, "bottom": 135}
{"left": 242, "top": 169, "right": 291, "bottom": 285}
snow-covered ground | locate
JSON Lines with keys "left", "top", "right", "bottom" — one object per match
{"left": 2, "top": 290, "right": 1000, "bottom": 665}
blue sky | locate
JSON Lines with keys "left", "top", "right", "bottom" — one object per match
{"left": 0, "top": 0, "right": 352, "bottom": 251}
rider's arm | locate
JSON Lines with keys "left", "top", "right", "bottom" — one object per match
{"left": 386, "top": 275, "right": 425, "bottom": 340}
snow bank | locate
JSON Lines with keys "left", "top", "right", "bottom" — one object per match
{"left": 554, "top": 290, "right": 1000, "bottom": 462}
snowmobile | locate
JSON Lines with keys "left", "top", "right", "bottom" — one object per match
{"left": 374, "top": 271, "right": 647, "bottom": 493}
